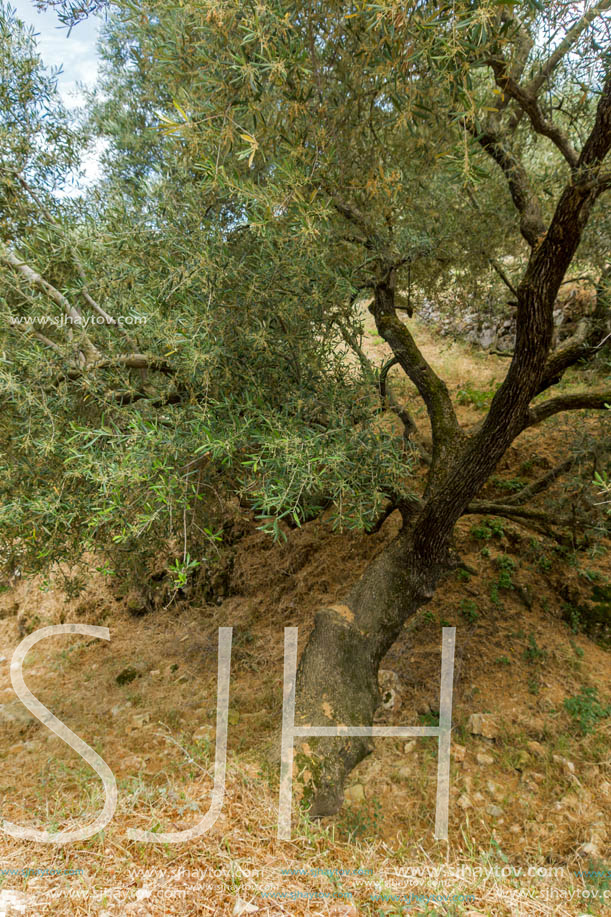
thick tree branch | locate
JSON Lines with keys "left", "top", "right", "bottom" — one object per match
{"left": 472, "top": 124, "right": 546, "bottom": 246}
{"left": 370, "top": 273, "right": 463, "bottom": 481}
{"left": 524, "top": 390, "right": 611, "bottom": 429}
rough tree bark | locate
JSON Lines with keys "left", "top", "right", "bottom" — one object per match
{"left": 293, "top": 71, "right": 611, "bottom": 817}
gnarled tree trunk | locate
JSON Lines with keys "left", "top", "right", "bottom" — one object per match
{"left": 294, "top": 526, "right": 445, "bottom": 815}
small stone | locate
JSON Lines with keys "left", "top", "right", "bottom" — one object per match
{"left": 476, "top": 752, "right": 494, "bottom": 766}
{"left": 468, "top": 713, "right": 499, "bottom": 739}
{"left": 128, "top": 712, "right": 151, "bottom": 731}
{"left": 526, "top": 740, "right": 545, "bottom": 758}
{"left": 0, "top": 701, "right": 34, "bottom": 726}
{"left": 526, "top": 716, "right": 546, "bottom": 736}
{"left": 487, "top": 805, "right": 503, "bottom": 818}
{"left": 553, "top": 754, "right": 575, "bottom": 775}
{"left": 126, "top": 593, "right": 147, "bottom": 615}
{"left": 515, "top": 750, "right": 531, "bottom": 769}
{"left": 397, "top": 766, "right": 411, "bottom": 781}
{"left": 473, "top": 792, "right": 485, "bottom": 804}
{"left": 379, "top": 670, "right": 402, "bottom": 710}
{"left": 578, "top": 842, "right": 600, "bottom": 858}
{"left": 510, "top": 824, "right": 522, "bottom": 834}
{"left": 344, "top": 784, "right": 365, "bottom": 805}
{"left": 403, "top": 740, "right": 417, "bottom": 754}
{"left": 453, "top": 743, "right": 466, "bottom": 762}
{"left": 457, "top": 793, "right": 472, "bottom": 810}
{"left": 531, "top": 772, "right": 545, "bottom": 784}
{"left": 149, "top": 670, "right": 161, "bottom": 677}
{"left": 233, "top": 899, "right": 259, "bottom": 915}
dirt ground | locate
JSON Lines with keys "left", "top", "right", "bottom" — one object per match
{"left": 0, "top": 320, "right": 609, "bottom": 916}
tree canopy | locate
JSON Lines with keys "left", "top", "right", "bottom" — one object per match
{"left": 1, "top": 0, "right": 609, "bottom": 601}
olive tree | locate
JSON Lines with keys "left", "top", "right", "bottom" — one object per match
{"left": 5, "top": 0, "right": 611, "bottom": 814}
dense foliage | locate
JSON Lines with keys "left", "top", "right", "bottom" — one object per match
{"left": 1, "top": 0, "right": 609, "bottom": 595}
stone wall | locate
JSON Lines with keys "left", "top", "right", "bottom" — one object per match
{"left": 418, "top": 283, "right": 600, "bottom": 353}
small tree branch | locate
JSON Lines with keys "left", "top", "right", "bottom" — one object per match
{"left": 461, "top": 502, "right": 577, "bottom": 545}
{"left": 370, "top": 274, "right": 463, "bottom": 481}
{"left": 336, "top": 315, "right": 377, "bottom": 386}
{"left": 526, "top": 0, "right": 611, "bottom": 98}
{"left": 379, "top": 356, "right": 418, "bottom": 440}
{"left": 0, "top": 244, "right": 100, "bottom": 363}
{"left": 465, "top": 188, "right": 520, "bottom": 296}
{"left": 365, "top": 499, "right": 397, "bottom": 534}
{"left": 463, "top": 501, "right": 573, "bottom": 527}
{"left": 56, "top": 353, "right": 176, "bottom": 381}
{"left": 486, "top": 62, "right": 579, "bottom": 168}
{"left": 9, "top": 320, "right": 63, "bottom": 355}
{"left": 9, "top": 172, "right": 122, "bottom": 328}
{"left": 328, "top": 193, "right": 377, "bottom": 245}
{"left": 503, "top": 457, "right": 575, "bottom": 505}
{"left": 337, "top": 320, "right": 423, "bottom": 448}
{"left": 490, "top": 257, "right": 519, "bottom": 298}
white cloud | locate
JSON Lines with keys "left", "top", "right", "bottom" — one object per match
{"left": 10, "top": 0, "right": 101, "bottom": 108}
{"left": 9, "top": 1, "right": 104, "bottom": 194}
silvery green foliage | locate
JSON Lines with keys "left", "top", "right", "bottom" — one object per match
{"left": 1, "top": 0, "right": 609, "bottom": 592}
